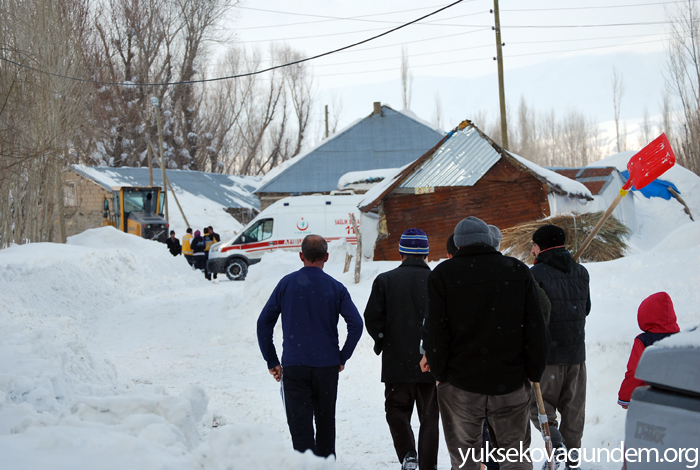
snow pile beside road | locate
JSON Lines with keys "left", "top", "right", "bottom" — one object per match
{"left": 0, "top": 228, "right": 337, "bottom": 469}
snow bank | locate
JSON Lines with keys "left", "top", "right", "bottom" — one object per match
{"left": 0, "top": 228, "right": 337, "bottom": 469}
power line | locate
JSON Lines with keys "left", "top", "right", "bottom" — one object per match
{"left": 308, "top": 31, "right": 667, "bottom": 69}
{"left": 503, "top": 21, "right": 672, "bottom": 29}
{"left": 235, "top": 10, "right": 487, "bottom": 31}
{"left": 502, "top": 1, "right": 684, "bottom": 12}
{"left": 236, "top": 20, "right": 672, "bottom": 45}
{"left": 313, "top": 36, "right": 668, "bottom": 77}
{"left": 233, "top": 2, "right": 469, "bottom": 21}
{"left": 236, "top": 18, "right": 488, "bottom": 44}
{"left": 0, "top": 0, "right": 465, "bottom": 87}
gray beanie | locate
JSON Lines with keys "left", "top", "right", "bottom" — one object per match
{"left": 453, "top": 217, "right": 492, "bottom": 248}
{"left": 488, "top": 225, "right": 502, "bottom": 250}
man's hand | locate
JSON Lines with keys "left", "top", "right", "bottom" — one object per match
{"left": 621, "top": 404, "right": 628, "bottom": 410}
{"left": 339, "top": 364, "right": 345, "bottom": 373}
{"left": 269, "top": 365, "right": 282, "bottom": 382}
{"left": 420, "top": 354, "right": 431, "bottom": 372}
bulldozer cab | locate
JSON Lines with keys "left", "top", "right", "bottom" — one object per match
{"left": 103, "top": 187, "right": 168, "bottom": 242}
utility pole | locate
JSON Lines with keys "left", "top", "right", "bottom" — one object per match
{"left": 151, "top": 97, "right": 169, "bottom": 224}
{"left": 325, "top": 104, "right": 329, "bottom": 139}
{"left": 146, "top": 136, "right": 154, "bottom": 187}
{"left": 493, "top": 0, "right": 509, "bottom": 150}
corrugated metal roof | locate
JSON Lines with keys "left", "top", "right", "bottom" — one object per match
{"left": 71, "top": 165, "right": 261, "bottom": 210}
{"left": 255, "top": 107, "right": 444, "bottom": 194}
{"left": 549, "top": 166, "right": 618, "bottom": 196}
{"left": 400, "top": 126, "right": 500, "bottom": 188}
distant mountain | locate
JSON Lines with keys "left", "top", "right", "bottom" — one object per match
{"left": 321, "top": 50, "right": 667, "bottom": 132}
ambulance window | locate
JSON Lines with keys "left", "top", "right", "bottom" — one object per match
{"left": 239, "top": 218, "right": 273, "bottom": 243}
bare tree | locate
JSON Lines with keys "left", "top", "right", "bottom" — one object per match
{"left": 664, "top": 0, "right": 700, "bottom": 175}
{"left": 400, "top": 46, "right": 413, "bottom": 110}
{"left": 0, "top": 0, "right": 92, "bottom": 246}
{"left": 213, "top": 45, "right": 315, "bottom": 176}
{"left": 432, "top": 92, "right": 443, "bottom": 130}
{"left": 612, "top": 65, "right": 626, "bottom": 153}
{"left": 329, "top": 93, "right": 344, "bottom": 135}
{"left": 557, "top": 109, "right": 602, "bottom": 166}
{"left": 87, "top": 0, "right": 236, "bottom": 170}
{"left": 637, "top": 107, "right": 653, "bottom": 149}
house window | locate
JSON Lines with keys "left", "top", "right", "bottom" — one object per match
{"left": 63, "top": 183, "right": 77, "bottom": 207}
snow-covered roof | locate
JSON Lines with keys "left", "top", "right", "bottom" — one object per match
{"left": 337, "top": 167, "right": 401, "bottom": 190}
{"left": 71, "top": 165, "right": 262, "bottom": 210}
{"left": 255, "top": 105, "right": 444, "bottom": 194}
{"left": 359, "top": 122, "right": 592, "bottom": 212}
{"left": 509, "top": 154, "right": 593, "bottom": 199}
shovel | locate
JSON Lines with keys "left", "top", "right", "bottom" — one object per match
{"left": 572, "top": 133, "right": 676, "bottom": 262}
{"left": 534, "top": 383, "right": 555, "bottom": 470}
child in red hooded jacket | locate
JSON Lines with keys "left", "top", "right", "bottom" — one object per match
{"left": 617, "top": 292, "right": 680, "bottom": 408}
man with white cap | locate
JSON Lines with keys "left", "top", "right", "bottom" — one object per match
{"left": 423, "top": 217, "right": 549, "bottom": 470}
{"left": 364, "top": 228, "right": 439, "bottom": 470}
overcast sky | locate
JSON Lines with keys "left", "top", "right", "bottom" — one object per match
{"left": 216, "top": 0, "right": 678, "bottom": 147}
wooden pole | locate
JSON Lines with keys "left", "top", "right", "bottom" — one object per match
{"left": 325, "top": 104, "right": 329, "bottom": 139}
{"left": 350, "top": 214, "right": 361, "bottom": 284}
{"left": 56, "top": 159, "right": 66, "bottom": 243}
{"left": 147, "top": 139, "right": 189, "bottom": 228}
{"left": 146, "top": 137, "right": 154, "bottom": 187}
{"left": 573, "top": 189, "right": 627, "bottom": 262}
{"left": 534, "top": 383, "right": 555, "bottom": 470}
{"left": 152, "top": 98, "right": 169, "bottom": 223}
{"left": 164, "top": 173, "right": 190, "bottom": 229}
{"left": 493, "top": 0, "right": 509, "bottom": 150}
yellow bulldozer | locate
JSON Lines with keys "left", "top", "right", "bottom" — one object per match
{"left": 102, "top": 186, "right": 169, "bottom": 243}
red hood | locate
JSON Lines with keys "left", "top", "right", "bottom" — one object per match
{"left": 638, "top": 292, "right": 680, "bottom": 334}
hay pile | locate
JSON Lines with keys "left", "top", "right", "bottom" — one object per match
{"left": 501, "top": 212, "right": 631, "bottom": 263}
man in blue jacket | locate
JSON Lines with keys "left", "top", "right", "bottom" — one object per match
{"left": 257, "top": 234, "right": 363, "bottom": 458}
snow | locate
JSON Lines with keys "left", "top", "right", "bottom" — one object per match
{"left": 509, "top": 153, "right": 593, "bottom": 200}
{"left": 337, "top": 167, "right": 401, "bottom": 190}
{"left": 2, "top": 165, "right": 700, "bottom": 468}
{"left": 357, "top": 163, "right": 411, "bottom": 210}
{"left": 398, "top": 109, "right": 445, "bottom": 134}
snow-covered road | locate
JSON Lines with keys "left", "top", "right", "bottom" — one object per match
{"left": 1, "top": 185, "right": 699, "bottom": 469}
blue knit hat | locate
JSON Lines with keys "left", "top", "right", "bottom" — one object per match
{"left": 399, "top": 228, "right": 429, "bottom": 255}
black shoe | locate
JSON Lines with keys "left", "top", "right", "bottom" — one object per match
{"left": 401, "top": 450, "right": 418, "bottom": 470}
{"left": 541, "top": 446, "right": 568, "bottom": 470}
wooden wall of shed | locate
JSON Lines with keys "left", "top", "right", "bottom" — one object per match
{"left": 62, "top": 171, "right": 112, "bottom": 238}
{"left": 372, "top": 159, "right": 550, "bottom": 261}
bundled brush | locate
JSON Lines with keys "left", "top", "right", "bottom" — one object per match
{"left": 501, "top": 212, "right": 631, "bottom": 263}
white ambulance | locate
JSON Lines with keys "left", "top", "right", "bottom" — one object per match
{"left": 207, "top": 193, "right": 363, "bottom": 280}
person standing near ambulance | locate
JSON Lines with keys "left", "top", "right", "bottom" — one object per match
{"left": 182, "top": 228, "right": 194, "bottom": 267}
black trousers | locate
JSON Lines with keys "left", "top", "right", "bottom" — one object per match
{"left": 282, "top": 365, "right": 339, "bottom": 458}
{"left": 385, "top": 382, "right": 440, "bottom": 470}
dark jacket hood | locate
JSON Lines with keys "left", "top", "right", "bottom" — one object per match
{"left": 638, "top": 292, "right": 681, "bottom": 334}
{"left": 535, "top": 247, "right": 574, "bottom": 273}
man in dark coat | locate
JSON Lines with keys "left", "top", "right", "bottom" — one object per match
{"left": 529, "top": 224, "right": 591, "bottom": 465}
{"left": 364, "top": 228, "right": 438, "bottom": 470}
{"left": 165, "top": 230, "right": 181, "bottom": 256}
{"left": 424, "top": 217, "right": 549, "bottom": 470}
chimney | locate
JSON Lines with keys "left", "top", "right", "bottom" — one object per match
{"left": 373, "top": 101, "right": 382, "bottom": 115}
